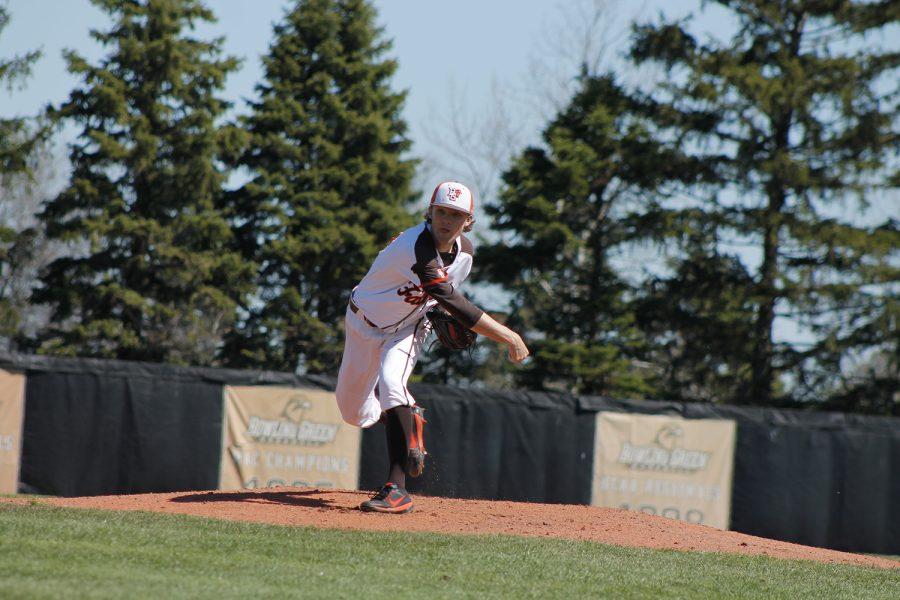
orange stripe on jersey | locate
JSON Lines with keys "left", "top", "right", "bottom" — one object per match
{"left": 421, "top": 276, "right": 448, "bottom": 287}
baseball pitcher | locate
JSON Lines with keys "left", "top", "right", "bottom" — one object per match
{"left": 336, "top": 181, "right": 529, "bottom": 513}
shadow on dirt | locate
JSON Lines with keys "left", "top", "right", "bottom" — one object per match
{"left": 170, "top": 489, "right": 353, "bottom": 511}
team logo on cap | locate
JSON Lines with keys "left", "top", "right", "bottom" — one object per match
{"left": 430, "top": 181, "right": 473, "bottom": 214}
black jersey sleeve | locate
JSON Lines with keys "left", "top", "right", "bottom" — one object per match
{"left": 410, "top": 229, "right": 483, "bottom": 328}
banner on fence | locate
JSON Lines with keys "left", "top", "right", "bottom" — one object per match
{"left": 591, "top": 412, "right": 736, "bottom": 529}
{"left": 0, "top": 369, "right": 25, "bottom": 494}
{"left": 219, "top": 386, "right": 360, "bottom": 491}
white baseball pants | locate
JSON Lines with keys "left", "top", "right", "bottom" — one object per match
{"left": 335, "top": 306, "right": 430, "bottom": 428}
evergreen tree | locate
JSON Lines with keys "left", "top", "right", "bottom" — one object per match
{"left": 631, "top": 0, "right": 899, "bottom": 411}
{"left": 0, "top": 5, "right": 42, "bottom": 177}
{"left": 0, "top": 4, "right": 46, "bottom": 348}
{"left": 33, "top": 0, "right": 253, "bottom": 365}
{"left": 220, "top": 0, "right": 416, "bottom": 374}
{"left": 477, "top": 75, "right": 705, "bottom": 396}
{"left": 634, "top": 244, "right": 759, "bottom": 403}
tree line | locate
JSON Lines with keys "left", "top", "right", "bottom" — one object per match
{"left": 1, "top": 0, "right": 896, "bottom": 415}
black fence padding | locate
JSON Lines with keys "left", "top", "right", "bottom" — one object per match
{"left": 3, "top": 352, "right": 333, "bottom": 498}
{"left": 20, "top": 369, "right": 224, "bottom": 497}
{"left": 727, "top": 421, "right": 900, "bottom": 553}
{"left": 360, "top": 384, "right": 595, "bottom": 504}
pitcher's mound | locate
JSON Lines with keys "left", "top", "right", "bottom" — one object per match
{"left": 16, "top": 487, "right": 899, "bottom": 570}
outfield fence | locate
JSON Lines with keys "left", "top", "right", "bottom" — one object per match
{"left": 1, "top": 352, "right": 897, "bottom": 554}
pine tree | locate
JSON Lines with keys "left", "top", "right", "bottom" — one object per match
{"left": 634, "top": 244, "right": 759, "bottom": 403}
{"left": 33, "top": 0, "right": 254, "bottom": 365}
{"left": 0, "top": 4, "right": 46, "bottom": 348}
{"left": 220, "top": 0, "right": 416, "bottom": 374}
{"left": 630, "top": 0, "right": 899, "bottom": 411}
{"left": 0, "top": 5, "right": 42, "bottom": 177}
{"left": 477, "top": 75, "right": 706, "bottom": 396}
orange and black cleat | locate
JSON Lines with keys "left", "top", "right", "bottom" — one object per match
{"left": 359, "top": 482, "right": 414, "bottom": 514}
{"left": 406, "top": 405, "right": 427, "bottom": 478}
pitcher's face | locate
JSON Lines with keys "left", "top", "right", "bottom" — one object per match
{"left": 430, "top": 205, "right": 472, "bottom": 248}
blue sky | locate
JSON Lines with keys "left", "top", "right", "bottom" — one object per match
{"left": 3, "top": 1, "right": 609, "bottom": 125}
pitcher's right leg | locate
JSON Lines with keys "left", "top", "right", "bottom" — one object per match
{"left": 335, "top": 310, "right": 383, "bottom": 428}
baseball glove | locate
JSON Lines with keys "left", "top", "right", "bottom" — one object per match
{"left": 426, "top": 308, "right": 477, "bottom": 351}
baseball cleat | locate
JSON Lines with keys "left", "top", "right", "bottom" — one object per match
{"left": 406, "top": 405, "right": 428, "bottom": 478}
{"left": 359, "top": 482, "right": 414, "bottom": 514}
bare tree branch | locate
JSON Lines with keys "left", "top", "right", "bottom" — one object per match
{"left": 419, "top": 0, "right": 643, "bottom": 221}
{"left": 0, "top": 138, "right": 70, "bottom": 349}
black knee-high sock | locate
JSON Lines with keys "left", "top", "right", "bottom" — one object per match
{"left": 391, "top": 405, "right": 416, "bottom": 447}
{"left": 383, "top": 409, "right": 407, "bottom": 489}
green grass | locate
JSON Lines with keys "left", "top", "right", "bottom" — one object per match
{"left": 1, "top": 504, "right": 897, "bottom": 599}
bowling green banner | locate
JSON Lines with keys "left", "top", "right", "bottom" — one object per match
{"left": 0, "top": 369, "right": 26, "bottom": 494}
{"left": 219, "top": 385, "right": 360, "bottom": 491}
{"left": 591, "top": 412, "right": 737, "bottom": 529}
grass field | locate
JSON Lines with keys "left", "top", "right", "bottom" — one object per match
{"left": 1, "top": 504, "right": 897, "bottom": 599}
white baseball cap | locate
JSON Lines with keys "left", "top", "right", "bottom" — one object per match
{"left": 429, "top": 181, "right": 474, "bottom": 215}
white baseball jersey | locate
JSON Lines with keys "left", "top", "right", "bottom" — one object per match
{"left": 351, "top": 222, "right": 483, "bottom": 331}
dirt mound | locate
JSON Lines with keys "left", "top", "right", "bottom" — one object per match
{"left": 9, "top": 487, "right": 898, "bottom": 570}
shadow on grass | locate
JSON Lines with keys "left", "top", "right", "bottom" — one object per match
{"left": 169, "top": 489, "right": 355, "bottom": 511}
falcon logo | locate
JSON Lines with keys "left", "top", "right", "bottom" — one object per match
{"left": 280, "top": 397, "right": 312, "bottom": 422}
{"left": 654, "top": 425, "right": 683, "bottom": 451}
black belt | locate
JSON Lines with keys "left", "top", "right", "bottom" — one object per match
{"left": 349, "top": 298, "right": 380, "bottom": 329}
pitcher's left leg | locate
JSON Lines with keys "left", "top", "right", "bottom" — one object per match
{"left": 378, "top": 320, "right": 429, "bottom": 478}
